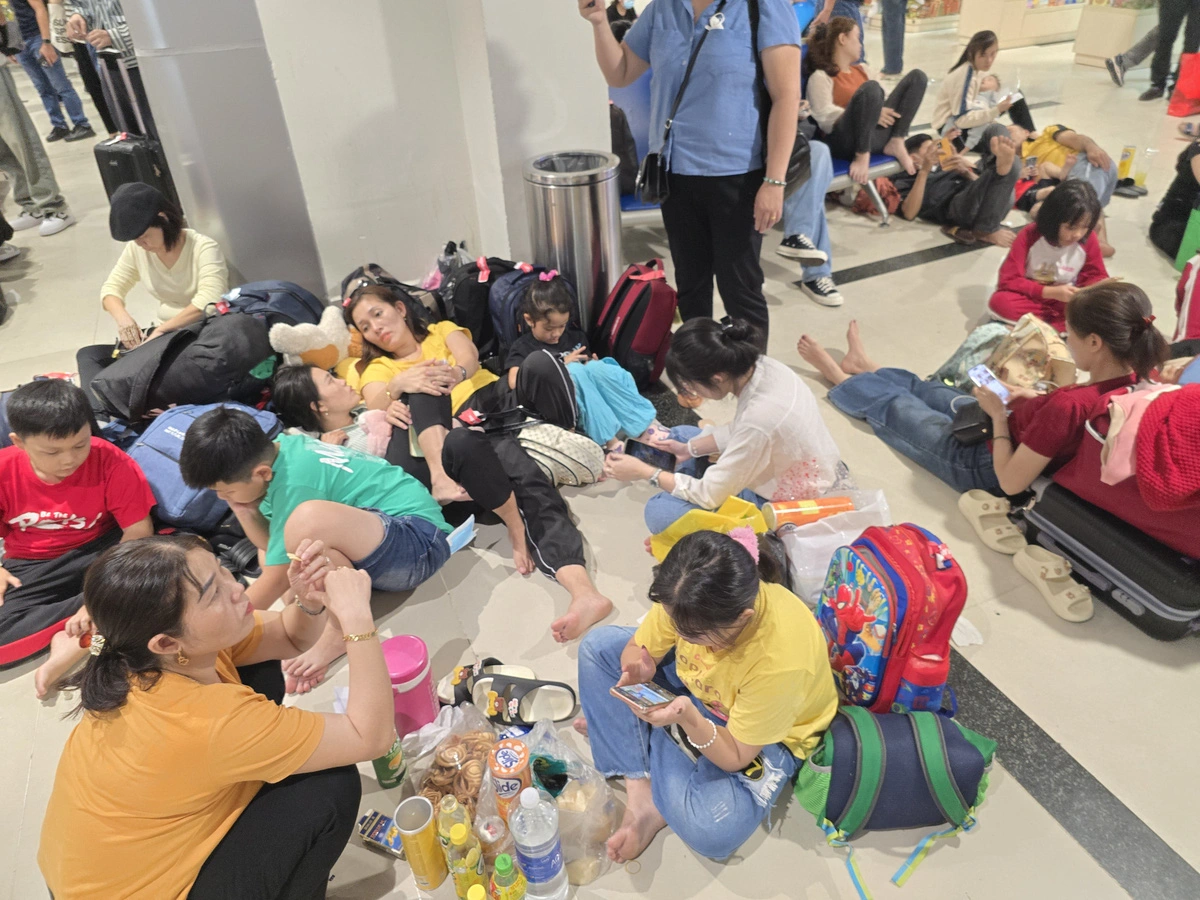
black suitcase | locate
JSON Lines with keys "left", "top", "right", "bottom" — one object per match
{"left": 1017, "top": 484, "right": 1200, "bottom": 641}
{"left": 92, "top": 51, "right": 178, "bottom": 207}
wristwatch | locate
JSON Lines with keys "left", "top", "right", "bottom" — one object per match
{"left": 648, "top": 468, "right": 663, "bottom": 488}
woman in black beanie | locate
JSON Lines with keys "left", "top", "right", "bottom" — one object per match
{"left": 75, "top": 182, "right": 228, "bottom": 415}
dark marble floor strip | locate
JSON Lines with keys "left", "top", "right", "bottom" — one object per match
{"left": 822, "top": 240, "right": 987, "bottom": 286}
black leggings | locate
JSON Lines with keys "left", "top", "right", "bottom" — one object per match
{"left": 823, "top": 70, "right": 928, "bottom": 158}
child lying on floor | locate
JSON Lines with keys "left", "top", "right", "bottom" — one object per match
{"left": 271, "top": 364, "right": 392, "bottom": 457}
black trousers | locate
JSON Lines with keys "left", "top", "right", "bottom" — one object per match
{"left": 188, "top": 765, "right": 360, "bottom": 899}
{"left": 660, "top": 169, "right": 769, "bottom": 341}
{"left": 942, "top": 125, "right": 1021, "bottom": 234}
{"left": 72, "top": 43, "right": 117, "bottom": 134}
{"left": 1152, "top": 0, "right": 1200, "bottom": 90}
{"left": 823, "top": 70, "right": 928, "bottom": 159}
{"left": 76, "top": 342, "right": 117, "bottom": 415}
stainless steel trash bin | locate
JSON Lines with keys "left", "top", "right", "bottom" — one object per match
{"left": 523, "top": 150, "right": 622, "bottom": 331}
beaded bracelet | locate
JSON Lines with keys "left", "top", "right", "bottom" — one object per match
{"left": 692, "top": 719, "right": 719, "bottom": 751}
{"left": 763, "top": 176, "right": 787, "bottom": 187}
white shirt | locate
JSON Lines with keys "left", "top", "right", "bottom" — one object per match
{"left": 672, "top": 356, "right": 845, "bottom": 509}
{"left": 100, "top": 229, "right": 228, "bottom": 326}
{"left": 1025, "top": 237, "right": 1087, "bottom": 286}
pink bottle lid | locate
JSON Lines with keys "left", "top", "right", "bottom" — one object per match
{"left": 381, "top": 635, "right": 429, "bottom": 687}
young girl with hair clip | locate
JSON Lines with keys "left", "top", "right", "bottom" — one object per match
{"left": 988, "top": 179, "right": 1108, "bottom": 331}
{"left": 576, "top": 529, "right": 837, "bottom": 863}
{"left": 797, "top": 282, "right": 1170, "bottom": 497}
{"left": 805, "top": 17, "right": 927, "bottom": 183}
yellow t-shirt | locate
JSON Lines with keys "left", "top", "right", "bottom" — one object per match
{"left": 358, "top": 320, "right": 499, "bottom": 412}
{"left": 38, "top": 616, "right": 325, "bottom": 900}
{"left": 1021, "top": 124, "right": 1071, "bottom": 168}
{"left": 634, "top": 583, "right": 838, "bottom": 759}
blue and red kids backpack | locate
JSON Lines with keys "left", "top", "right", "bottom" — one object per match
{"left": 816, "top": 525, "right": 967, "bottom": 714}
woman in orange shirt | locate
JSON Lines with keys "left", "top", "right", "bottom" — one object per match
{"left": 38, "top": 535, "right": 396, "bottom": 899}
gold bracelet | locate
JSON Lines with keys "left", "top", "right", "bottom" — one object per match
{"left": 343, "top": 628, "right": 379, "bottom": 643}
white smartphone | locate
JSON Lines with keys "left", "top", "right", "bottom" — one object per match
{"left": 968, "top": 364, "right": 1011, "bottom": 405}
{"left": 1007, "top": 90, "right": 1025, "bottom": 103}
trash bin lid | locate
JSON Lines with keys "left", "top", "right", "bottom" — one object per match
{"left": 524, "top": 150, "right": 620, "bottom": 186}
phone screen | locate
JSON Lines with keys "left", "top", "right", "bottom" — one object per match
{"left": 968, "top": 364, "right": 1011, "bottom": 404}
{"left": 613, "top": 683, "right": 676, "bottom": 708}
{"left": 623, "top": 438, "right": 676, "bottom": 472}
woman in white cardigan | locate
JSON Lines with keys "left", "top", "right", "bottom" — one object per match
{"left": 602, "top": 318, "right": 848, "bottom": 535}
{"left": 931, "top": 30, "right": 1036, "bottom": 152}
{"left": 805, "top": 18, "right": 927, "bottom": 183}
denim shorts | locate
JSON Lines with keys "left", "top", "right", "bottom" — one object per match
{"left": 354, "top": 510, "right": 450, "bottom": 593}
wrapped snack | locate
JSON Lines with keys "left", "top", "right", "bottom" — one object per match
{"left": 402, "top": 703, "right": 496, "bottom": 820}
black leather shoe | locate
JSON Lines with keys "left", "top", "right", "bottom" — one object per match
{"left": 44, "top": 126, "right": 69, "bottom": 142}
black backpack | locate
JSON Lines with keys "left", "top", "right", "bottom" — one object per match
{"left": 341, "top": 262, "right": 445, "bottom": 322}
{"left": 439, "top": 256, "right": 516, "bottom": 362}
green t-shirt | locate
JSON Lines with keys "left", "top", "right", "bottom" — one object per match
{"left": 259, "top": 434, "right": 451, "bottom": 567}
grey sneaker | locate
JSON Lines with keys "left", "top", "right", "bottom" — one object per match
{"left": 1105, "top": 55, "right": 1125, "bottom": 88}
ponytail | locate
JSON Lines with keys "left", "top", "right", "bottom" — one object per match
{"left": 756, "top": 531, "right": 794, "bottom": 592}
{"left": 952, "top": 30, "right": 997, "bottom": 73}
{"left": 1065, "top": 282, "right": 1170, "bottom": 381}
{"left": 665, "top": 317, "right": 763, "bottom": 392}
{"left": 59, "top": 536, "right": 205, "bottom": 716}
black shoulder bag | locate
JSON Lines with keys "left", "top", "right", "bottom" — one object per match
{"left": 748, "top": 0, "right": 811, "bottom": 196}
{"left": 635, "top": 0, "right": 728, "bottom": 205}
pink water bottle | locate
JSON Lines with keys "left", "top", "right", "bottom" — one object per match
{"left": 381, "top": 635, "right": 437, "bottom": 737}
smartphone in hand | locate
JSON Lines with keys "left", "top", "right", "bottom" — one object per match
{"left": 968, "top": 364, "right": 1011, "bottom": 405}
{"left": 610, "top": 682, "right": 677, "bottom": 711}
{"left": 623, "top": 438, "right": 676, "bottom": 472}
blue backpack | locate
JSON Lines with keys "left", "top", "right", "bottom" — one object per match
{"left": 215, "top": 280, "right": 326, "bottom": 327}
{"left": 129, "top": 403, "right": 280, "bottom": 533}
{"left": 488, "top": 265, "right": 579, "bottom": 356}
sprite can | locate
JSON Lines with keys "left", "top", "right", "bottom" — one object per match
{"left": 372, "top": 732, "right": 407, "bottom": 788}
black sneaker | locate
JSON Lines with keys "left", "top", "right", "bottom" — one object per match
{"left": 45, "top": 126, "right": 69, "bottom": 142}
{"left": 776, "top": 233, "right": 829, "bottom": 266}
{"left": 801, "top": 276, "right": 844, "bottom": 307}
{"left": 64, "top": 123, "right": 96, "bottom": 142}
{"left": 1105, "top": 55, "right": 1126, "bottom": 88}
{"left": 1139, "top": 86, "right": 1165, "bottom": 101}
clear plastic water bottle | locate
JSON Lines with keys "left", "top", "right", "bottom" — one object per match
{"left": 507, "top": 788, "right": 568, "bottom": 900}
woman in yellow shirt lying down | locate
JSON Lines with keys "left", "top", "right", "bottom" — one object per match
{"left": 576, "top": 530, "right": 838, "bottom": 863}
{"left": 38, "top": 535, "right": 396, "bottom": 899}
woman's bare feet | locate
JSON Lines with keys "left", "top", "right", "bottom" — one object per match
{"left": 284, "top": 666, "right": 327, "bottom": 695}
{"left": 643, "top": 535, "right": 654, "bottom": 556}
{"left": 607, "top": 778, "right": 668, "bottom": 863}
{"left": 849, "top": 152, "right": 871, "bottom": 184}
{"left": 976, "top": 228, "right": 1017, "bottom": 249}
{"left": 797, "top": 335, "right": 851, "bottom": 386}
{"left": 573, "top": 715, "right": 589, "bottom": 738}
{"left": 551, "top": 565, "right": 614, "bottom": 643}
{"left": 883, "top": 137, "right": 916, "bottom": 175}
{"left": 431, "top": 474, "right": 470, "bottom": 505}
{"left": 281, "top": 622, "right": 344, "bottom": 693}
{"left": 34, "top": 631, "right": 86, "bottom": 699}
{"left": 842, "top": 320, "right": 878, "bottom": 375}
{"left": 511, "top": 535, "right": 535, "bottom": 576}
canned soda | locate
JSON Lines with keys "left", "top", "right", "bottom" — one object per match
{"left": 371, "top": 732, "right": 406, "bottom": 789}
{"left": 395, "top": 796, "right": 448, "bottom": 891}
{"left": 488, "top": 739, "right": 532, "bottom": 823}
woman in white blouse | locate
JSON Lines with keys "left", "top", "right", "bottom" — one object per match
{"left": 930, "top": 30, "right": 1035, "bottom": 152}
{"left": 76, "top": 182, "right": 228, "bottom": 414}
{"left": 603, "top": 318, "right": 848, "bottom": 534}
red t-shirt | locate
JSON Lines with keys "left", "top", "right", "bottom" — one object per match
{"left": 1008, "top": 375, "right": 1137, "bottom": 471}
{"left": 0, "top": 438, "right": 155, "bottom": 561}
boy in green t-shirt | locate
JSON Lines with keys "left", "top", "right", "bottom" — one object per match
{"left": 180, "top": 407, "right": 451, "bottom": 692}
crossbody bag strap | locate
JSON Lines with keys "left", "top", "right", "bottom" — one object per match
{"left": 952, "top": 65, "right": 974, "bottom": 126}
{"left": 748, "top": 0, "right": 768, "bottom": 146}
{"left": 659, "top": 0, "right": 729, "bottom": 146}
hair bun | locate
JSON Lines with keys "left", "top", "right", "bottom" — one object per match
{"left": 721, "top": 319, "right": 753, "bottom": 343}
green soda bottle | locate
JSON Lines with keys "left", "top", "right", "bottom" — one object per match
{"left": 371, "top": 732, "right": 406, "bottom": 788}
{"left": 490, "top": 853, "right": 527, "bottom": 900}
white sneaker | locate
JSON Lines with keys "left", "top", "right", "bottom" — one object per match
{"left": 38, "top": 212, "right": 75, "bottom": 236}
{"left": 801, "top": 276, "right": 844, "bottom": 307}
{"left": 10, "top": 211, "right": 40, "bottom": 231}
{"left": 0, "top": 243, "right": 19, "bottom": 263}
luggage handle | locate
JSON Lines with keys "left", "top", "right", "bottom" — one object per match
{"left": 97, "top": 49, "right": 148, "bottom": 137}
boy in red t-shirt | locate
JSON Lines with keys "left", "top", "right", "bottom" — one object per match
{"left": 0, "top": 381, "right": 154, "bottom": 690}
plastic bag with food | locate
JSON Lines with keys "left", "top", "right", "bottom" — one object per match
{"left": 401, "top": 702, "right": 496, "bottom": 819}
{"left": 524, "top": 720, "right": 617, "bottom": 886}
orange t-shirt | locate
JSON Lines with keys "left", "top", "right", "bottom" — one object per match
{"left": 38, "top": 616, "right": 326, "bottom": 899}
{"left": 832, "top": 65, "right": 870, "bottom": 109}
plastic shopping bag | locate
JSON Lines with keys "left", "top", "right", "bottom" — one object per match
{"left": 1168, "top": 53, "right": 1200, "bottom": 118}
{"left": 779, "top": 490, "right": 891, "bottom": 604}
{"left": 401, "top": 702, "right": 496, "bottom": 819}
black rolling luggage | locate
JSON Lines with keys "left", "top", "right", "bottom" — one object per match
{"left": 1018, "top": 484, "right": 1200, "bottom": 640}
{"left": 92, "top": 51, "right": 178, "bottom": 207}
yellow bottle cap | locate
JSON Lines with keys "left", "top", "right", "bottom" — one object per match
{"left": 450, "top": 823, "right": 468, "bottom": 845}
{"left": 467, "top": 885, "right": 487, "bottom": 900}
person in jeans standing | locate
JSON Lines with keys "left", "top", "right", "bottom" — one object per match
{"left": 777, "top": 136, "right": 844, "bottom": 306}
{"left": 0, "top": 64, "right": 75, "bottom": 236}
{"left": 579, "top": 0, "right": 802, "bottom": 342}
{"left": 1141, "top": 0, "right": 1199, "bottom": 101}
{"left": 879, "top": 0, "right": 906, "bottom": 76}
{"left": 9, "top": 0, "right": 94, "bottom": 143}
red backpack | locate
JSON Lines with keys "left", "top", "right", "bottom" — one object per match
{"left": 590, "top": 259, "right": 678, "bottom": 390}
{"left": 1175, "top": 253, "right": 1200, "bottom": 342}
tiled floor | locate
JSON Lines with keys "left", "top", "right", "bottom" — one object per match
{"left": 2, "top": 24, "right": 1198, "bottom": 900}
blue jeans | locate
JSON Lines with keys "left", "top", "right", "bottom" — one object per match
{"left": 354, "top": 511, "right": 450, "bottom": 593}
{"left": 578, "top": 626, "right": 799, "bottom": 860}
{"left": 16, "top": 36, "right": 89, "bottom": 131}
{"left": 782, "top": 140, "right": 834, "bottom": 280}
{"left": 827, "top": 369, "right": 1001, "bottom": 493}
{"left": 643, "top": 426, "right": 764, "bottom": 534}
{"left": 1068, "top": 154, "right": 1118, "bottom": 208}
{"left": 833, "top": 0, "right": 866, "bottom": 64}
{"left": 880, "top": 0, "right": 906, "bottom": 74}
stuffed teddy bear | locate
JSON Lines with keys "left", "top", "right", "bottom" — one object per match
{"left": 268, "top": 306, "right": 352, "bottom": 371}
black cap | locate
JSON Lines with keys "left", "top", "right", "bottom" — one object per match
{"left": 109, "top": 182, "right": 167, "bottom": 241}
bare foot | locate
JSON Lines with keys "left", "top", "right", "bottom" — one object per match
{"left": 607, "top": 779, "right": 668, "bottom": 863}
{"left": 34, "top": 631, "right": 86, "bottom": 699}
{"left": 849, "top": 152, "right": 871, "bottom": 185}
{"left": 284, "top": 667, "right": 327, "bottom": 695}
{"left": 841, "top": 320, "right": 878, "bottom": 375}
{"left": 977, "top": 228, "right": 1017, "bottom": 249}
{"left": 643, "top": 535, "right": 654, "bottom": 556}
{"left": 283, "top": 624, "right": 345, "bottom": 692}
{"left": 991, "top": 134, "right": 1017, "bottom": 177}
{"left": 883, "top": 137, "right": 916, "bottom": 175}
{"left": 796, "top": 335, "right": 850, "bottom": 386}
{"left": 511, "top": 536, "right": 535, "bottom": 576}
{"left": 432, "top": 474, "right": 470, "bottom": 504}
{"left": 573, "top": 715, "right": 589, "bottom": 738}
{"left": 551, "top": 588, "right": 614, "bottom": 643}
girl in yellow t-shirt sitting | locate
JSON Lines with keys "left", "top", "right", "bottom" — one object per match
{"left": 576, "top": 530, "right": 838, "bottom": 863}
{"left": 38, "top": 535, "right": 397, "bottom": 899}
{"left": 344, "top": 284, "right": 578, "bottom": 503}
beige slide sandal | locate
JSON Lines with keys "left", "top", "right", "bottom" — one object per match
{"left": 1014, "top": 545, "right": 1094, "bottom": 623}
{"left": 957, "top": 490, "right": 1026, "bottom": 555}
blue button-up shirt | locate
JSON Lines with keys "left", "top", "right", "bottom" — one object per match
{"left": 624, "top": 0, "right": 801, "bottom": 177}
